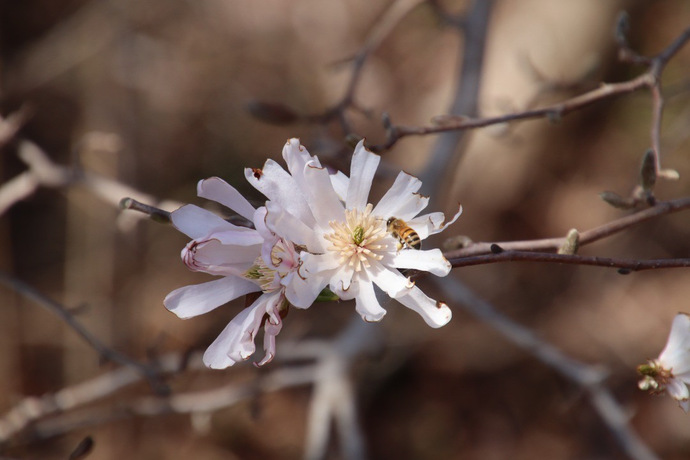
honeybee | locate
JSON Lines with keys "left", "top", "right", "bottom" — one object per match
{"left": 386, "top": 217, "right": 421, "bottom": 250}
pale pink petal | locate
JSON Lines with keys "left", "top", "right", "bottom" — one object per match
{"left": 372, "top": 172, "right": 428, "bottom": 220}
{"left": 345, "top": 141, "right": 380, "bottom": 211}
{"left": 282, "top": 138, "right": 321, "bottom": 185}
{"left": 197, "top": 177, "right": 256, "bottom": 221}
{"left": 390, "top": 249, "right": 451, "bottom": 277}
{"left": 354, "top": 279, "right": 387, "bottom": 322}
{"left": 202, "top": 295, "right": 270, "bottom": 369}
{"left": 245, "top": 159, "right": 315, "bottom": 227}
{"left": 265, "top": 201, "right": 326, "bottom": 252}
{"left": 164, "top": 276, "right": 259, "bottom": 319}
{"left": 256, "top": 317, "right": 282, "bottom": 367}
{"left": 184, "top": 239, "right": 260, "bottom": 276}
{"left": 408, "top": 205, "right": 463, "bottom": 239}
{"left": 329, "top": 170, "right": 349, "bottom": 202}
{"left": 659, "top": 313, "right": 690, "bottom": 376}
{"left": 396, "top": 286, "right": 452, "bottom": 328}
{"left": 171, "top": 205, "right": 235, "bottom": 240}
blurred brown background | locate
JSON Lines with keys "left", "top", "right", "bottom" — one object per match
{"left": 2, "top": 0, "right": 690, "bottom": 458}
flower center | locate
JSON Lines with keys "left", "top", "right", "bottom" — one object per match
{"left": 324, "top": 204, "right": 388, "bottom": 272}
{"left": 245, "top": 239, "right": 298, "bottom": 293}
{"left": 637, "top": 359, "right": 674, "bottom": 391}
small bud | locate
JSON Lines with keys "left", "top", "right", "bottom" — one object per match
{"left": 246, "top": 101, "right": 300, "bottom": 125}
{"left": 618, "top": 268, "right": 631, "bottom": 275}
{"left": 345, "top": 133, "right": 363, "bottom": 150}
{"left": 640, "top": 149, "right": 657, "bottom": 192}
{"left": 557, "top": 229, "right": 579, "bottom": 255}
{"left": 315, "top": 287, "right": 340, "bottom": 302}
{"left": 442, "top": 235, "right": 474, "bottom": 251}
{"left": 490, "top": 244, "right": 504, "bottom": 254}
{"left": 599, "top": 191, "right": 635, "bottom": 209}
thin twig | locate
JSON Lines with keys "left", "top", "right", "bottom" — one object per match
{"left": 0, "top": 271, "right": 168, "bottom": 395}
{"left": 445, "top": 195, "right": 690, "bottom": 258}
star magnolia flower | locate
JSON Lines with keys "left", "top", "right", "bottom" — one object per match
{"left": 245, "top": 138, "right": 462, "bottom": 327}
{"left": 164, "top": 177, "right": 300, "bottom": 369}
{"left": 638, "top": 313, "right": 690, "bottom": 411}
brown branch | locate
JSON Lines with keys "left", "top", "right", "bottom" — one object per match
{"left": 448, "top": 251, "right": 690, "bottom": 272}
{"left": 445, "top": 195, "right": 690, "bottom": 258}
{"left": 370, "top": 22, "right": 690, "bottom": 157}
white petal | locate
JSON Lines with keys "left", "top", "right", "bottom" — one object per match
{"left": 197, "top": 177, "right": 256, "bottom": 221}
{"left": 265, "top": 201, "right": 326, "bottom": 252}
{"left": 330, "top": 266, "right": 356, "bottom": 299}
{"left": 368, "top": 260, "right": 413, "bottom": 298}
{"left": 164, "top": 276, "right": 259, "bottom": 319}
{"left": 330, "top": 170, "right": 349, "bottom": 202}
{"left": 354, "top": 279, "right": 387, "bottom": 322}
{"left": 372, "top": 171, "right": 428, "bottom": 220}
{"left": 396, "top": 286, "right": 452, "bottom": 328}
{"left": 284, "top": 272, "right": 327, "bottom": 308}
{"left": 390, "top": 248, "right": 451, "bottom": 277}
{"left": 409, "top": 205, "right": 463, "bottom": 239}
{"left": 301, "top": 252, "right": 342, "bottom": 275}
{"left": 345, "top": 141, "right": 380, "bottom": 210}
{"left": 202, "top": 295, "right": 270, "bottom": 369}
{"left": 282, "top": 138, "right": 321, "bottom": 173}
{"left": 666, "top": 377, "right": 690, "bottom": 402}
{"left": 301, "top": 161, "right": 345, "bottom": 224}
{"left": 245, "top": 160, "right": 315, "bottom": 227}
{"left": 209, "top": 228, "right": 264, "bottom": 246}
{"left": 257, "top": 312, "right": 283, "bottom": 367}
{"left": 171, "top": 205, "right": 235, "bottom": 240}
{"left": 659, "top": 313, "right": 690, "bottom": 376}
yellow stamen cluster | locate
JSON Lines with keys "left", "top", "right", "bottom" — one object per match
{"left": 324, "top": 204, "right": 388, "bottom": 272}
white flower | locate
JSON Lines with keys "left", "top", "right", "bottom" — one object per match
{"left": 638, "top": 313, "right": 690, "bottom": 411}
{"left": 246, "top": 138, "right": 462, "bottom": 328}
{"left": 164, "top": 177, "right": 299, "bottom": 369}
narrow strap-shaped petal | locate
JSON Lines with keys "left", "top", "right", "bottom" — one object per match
{"left": 408, "top": 205, "right": 463, "bottom": 239}
{"left": 329, "top": 170, "right": 349, "bottom": 202}
{"left": 395, "top": 286, "right": 452, "bottom": 328}
{"left": 354, "top": 278, "right": 387, "bottom": 322}
{"left": 301, "top": 162, "right": 345, "bottom": 224}
{"left": 372, "top": 171, "right": 427, "bottom": 220}
{"left": 367, "top": 260, "right": 413, "bottom": 299}
{"left": 164, "top": 276, "right": 259, "bottom": 319}
{"left": 666, "top": 377, "right": 690, "bottom": 402}
{"left": 390, "top": 248, "right": 451, "bottom": 277}
{"left": 282, "top": 138, "right": 321, "bottom": 185}
{"left": 171, "top": 204, "right": 238, "bottom": 240}
{"left": 346, "top": 141, "right": 380, "bottom": 211}
{"left": 197, "top": 177, "right": 256, "bottom": 221}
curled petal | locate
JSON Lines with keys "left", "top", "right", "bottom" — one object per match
{"left": 197, "top": 177, "right": 256, "bottom": 221}
{"left": 666, "top": 377, "right": 690, "bottom": 403}
{"left": 346, "top": 141, "right": 380, "bottom": 211}
{"left": 396, "top": 286, "right": 452, "bottom": 328}
{"left": 202, "top": 293, "right": 283, "bottom": 369}
{"left": 164, "top": 276, "right": 259, "bottom": 319}
{"left": 390, "top": 248, "right": 451, "bottom": 277}
{"left": 183, "top": 239, "right": 260, "bottom": 276}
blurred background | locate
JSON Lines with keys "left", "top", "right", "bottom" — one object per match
{"left": 1, "top": 0, "right": 690, "bottom": 458}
